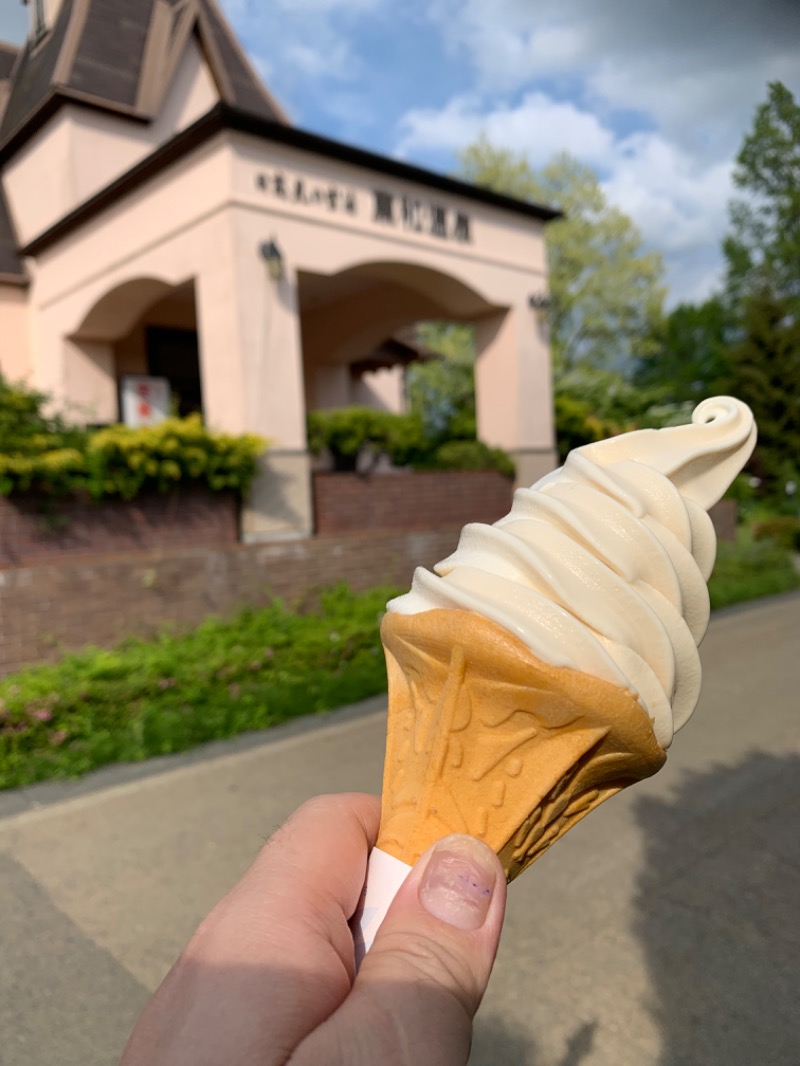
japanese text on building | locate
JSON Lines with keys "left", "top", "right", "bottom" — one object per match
{"left": 373, "top": 191, "right": 471, "bottom": 243}
{"left": 254, "top": 170, "right": 472, "bottom": 244}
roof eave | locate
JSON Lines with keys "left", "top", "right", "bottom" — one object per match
{"left": 20, "top": 101, "right": 562, "bottom": 258}
{"left": 222, "top": 106, "right": 562, "bottom": 223}
{"left": 0, "top": 270, "right": 29, "bottom": 287}
{"left": 0, "top": 87, "right": 149, "bottom": 166}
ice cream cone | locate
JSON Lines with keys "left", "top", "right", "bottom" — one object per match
{"left": 376, "top": 608, "right": 666, "bottom": 882}
{"left": 353, "top": 398, "right": 756, "bottom": 962}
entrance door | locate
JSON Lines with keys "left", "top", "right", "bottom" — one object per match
{"left": 146, "top": 327, "right": 203, "bottom": 418}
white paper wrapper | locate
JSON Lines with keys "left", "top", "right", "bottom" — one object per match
{"left": 352, "top": 847, "right": 412, "bottom": 969}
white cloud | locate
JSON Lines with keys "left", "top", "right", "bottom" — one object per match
{"left": 397, "top": 93, "right": 614, "bottom": 168}
{"left": 425, "top": 0, "right": 800, "bottom": 156}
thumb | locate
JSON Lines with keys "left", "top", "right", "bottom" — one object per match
{"left": 294, "top": 835, "right": 507, "bottom": 1066}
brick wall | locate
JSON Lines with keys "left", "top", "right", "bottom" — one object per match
{"left": 313, "top": 470, "right": 514, "bottom": 534}
{"left": 0, "top": 477, "right": 740, "bottom": 678}
{"left": 0, "top": 488, "right": 239, "bottom": 568}
{"left": 0, "top": 528, "right": 462, "bottom": 677}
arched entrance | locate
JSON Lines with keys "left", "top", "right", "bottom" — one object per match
{"left": 297, "top": 260, "right": 500, "bottom": 417}
{"left": 70, "top": 277, "right": 200, "bottom": 423}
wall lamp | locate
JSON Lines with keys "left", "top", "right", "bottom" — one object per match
{"left": 260, "top": 239, "right": 285, "bottom": 281}
{"left": 528, "top": 293, "right": 551, "bottom": 312}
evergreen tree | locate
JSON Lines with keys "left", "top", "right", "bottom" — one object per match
{"left": 725, "top": 287, "right": 800, "bottom": 486}
{"left": 724, "top": 81, "right": 800, "bottom": 314}
{"left": 635, "top": 296, "right": 732, "bottom": 403}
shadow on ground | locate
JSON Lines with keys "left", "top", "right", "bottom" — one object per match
{"left": 470, "top": 1014, "right": 597, "bottom": 1066}
{"left": 0, "top": 854, "right": 150, "bottom": 1066}
{"left": 633, "top": 751, "right": 800, "bottom": 1066}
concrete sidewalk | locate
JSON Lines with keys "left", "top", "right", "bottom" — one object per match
{"left": 1, "top": 593, "right": 798, "bottom": 1066}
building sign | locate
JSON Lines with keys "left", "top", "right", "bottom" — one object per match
{"left": 121, "top": 376, "right": 171, "bottom": 428}
{"left": 254, "top": 170, "right": 471, "bottom": 243}
{"left": 372, "top": 191, "right": 471, "bottom": 242}
{"left": 255, "top": 171, "right": 357, "bottom": 214}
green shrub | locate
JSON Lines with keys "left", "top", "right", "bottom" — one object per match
{"left": 83, "top": 416, "right": 264, "bottom": 500}
{"left": 709, "top": 535, "right": 800, "bottom": 610}
{"left": 428, "top": 439, "right": 515, "bottom": 477}
{"left": 0, "top": 374, "right": 264, "bottom": 499}
{"left": 307, "top": 407, "right": 427, "bottom": 470}
{"left": 0, "top": 584, "right": 399, "bottom": 790}
{"left": 752, "top": 515, "right": 800, "bottom": 552}
{"left": 307, "top": 406, "right": 514, "bottom": 475}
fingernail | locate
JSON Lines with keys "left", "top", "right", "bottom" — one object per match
{"left": 419, "top": 835, "right": 497, "bottom": 931}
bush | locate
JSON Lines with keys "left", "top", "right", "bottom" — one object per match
{"left": 83, "top": 416, "right": 264, "bottom": 500}
{"left": 307, "top": 406, "right": 514, "bottom": 475}
{"left": 308, "top": 407, "right": 427, "bottom": 471}
{"left": 752, "top": 516, "right": 800, "bottom": 552}
{"left": 0, "top": 375, "right": 264, "bottom": 499}
{"left": 427, "top": 439, "right": 515, "bottom": 477}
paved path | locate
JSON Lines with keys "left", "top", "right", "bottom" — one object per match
{"left": 1, "top": 592, "right": 798, "bottom": 1066}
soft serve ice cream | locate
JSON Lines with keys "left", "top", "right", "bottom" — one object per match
{"left": 388, "top": 396, "right": 757, "bottom": 748}
{"left": 354, "top": 397, "right": 756, "bottom": 963}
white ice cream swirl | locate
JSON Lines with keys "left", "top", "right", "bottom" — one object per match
{"left": 389, "top": 397, "right": 756, "bottom": 748}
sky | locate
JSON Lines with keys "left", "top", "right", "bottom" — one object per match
{"left": 2, "top": 0, "right": 799, "bottom": 307}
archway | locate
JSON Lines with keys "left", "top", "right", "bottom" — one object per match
{"left": 70, "top": 277, "right": 201, "bottom": 423}
{"left": 297, "top": 261, "right": 501, "bottom": 414}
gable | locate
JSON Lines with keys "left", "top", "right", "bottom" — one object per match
{"left": 0, "top": 0, "right": 286, "bottom": 162}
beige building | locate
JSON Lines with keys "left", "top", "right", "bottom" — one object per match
{"left": 0, "top": 0, "right": 559, "bottom": 539}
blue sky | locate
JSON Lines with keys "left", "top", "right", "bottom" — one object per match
{"left": 3, "top": 0, "right": 799, "bottom": 306}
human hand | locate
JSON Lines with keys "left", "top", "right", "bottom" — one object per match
{"left": 120, "top": 792, "right": 506, "bottom": 1066}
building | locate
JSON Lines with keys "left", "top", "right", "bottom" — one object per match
{"left": 0, "top": 0, "right": 559, "bottom": 540}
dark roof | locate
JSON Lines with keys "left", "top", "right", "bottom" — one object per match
{"left": 0, "top": 185, "right": 26, "bottom": 282}
{"left": 0, "top": 0, "right": 74, "bottom": 142}
{"left": 0, "top": 0, "right": 287, "bottom": 157}
{"left": 68, "top": 0, "right": 156, "bottom": 110}
{"left": 350, "top": 336, "right": 438, "bottom": 376}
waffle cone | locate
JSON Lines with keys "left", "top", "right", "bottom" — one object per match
{"left": 376, "top": 609, "right": 666, "bottom": 881}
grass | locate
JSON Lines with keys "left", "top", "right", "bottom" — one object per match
{"left": 1, "top": 528, "right": 798, "bottom": 791}
{"left": 0, "top": 584, "right": 399, "bottom": 791}
{"left": 708, "top": 529, "right": 800, "bottom": 610}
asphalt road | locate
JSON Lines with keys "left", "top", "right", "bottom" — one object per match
{"left": 0, "top": 592, "right": 798, "bottom": 1066}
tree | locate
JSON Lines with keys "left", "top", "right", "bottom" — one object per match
{"left": 635, "top": 296, "right": 732, "bottom": 403}
{"left": 458, "top": 140, "right": 666, "bottom": 373}
{"left": 724, "top": 286, "right": 800, "bottom": 486}
{"left": 720, "top": 81, "right": 800, "bottom": 490}
{"left": 724, "top": 81, "right": 800, "bottom": 314}
{"left": 406, "top": 322, "right": 477, "bottom": 442}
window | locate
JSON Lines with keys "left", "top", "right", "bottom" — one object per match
{"left": 32, "top": 0, "right": 47, "bottom": 43}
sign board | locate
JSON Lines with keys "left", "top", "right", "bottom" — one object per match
{"left": 120, "top": 376, "right": 171, "bottom": 428}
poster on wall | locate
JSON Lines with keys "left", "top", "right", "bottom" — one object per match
{"left": 120, "top": 376, "right": 171, "bottom": 428}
